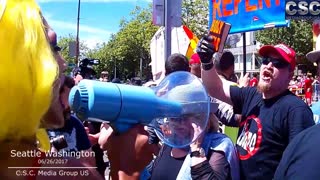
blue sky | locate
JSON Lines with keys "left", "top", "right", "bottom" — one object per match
{"left": 37, "top": 0, "right": 151, "bottom": 48}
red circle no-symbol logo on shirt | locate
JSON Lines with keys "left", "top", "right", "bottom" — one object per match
{"left": 237, "top": 115, "right": 263, "bottom": 160}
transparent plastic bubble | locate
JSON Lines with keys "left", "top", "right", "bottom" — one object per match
{"left": 152, "top": 71, "right": 210, "bottom": 148}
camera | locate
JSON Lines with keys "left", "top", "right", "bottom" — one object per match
{"left": 75, "top": 58, "right": 100, "bottom": 79}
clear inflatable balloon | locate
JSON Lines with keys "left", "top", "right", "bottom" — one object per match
{"left": 152, "top": 71, "right": 210, "bottom": 148}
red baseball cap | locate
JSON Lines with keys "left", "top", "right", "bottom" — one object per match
{"left": 189, "top": 53, "right": 200, "bottom": 65}
{"left": 259, "top": 44, "right": 296, "bottom": 70}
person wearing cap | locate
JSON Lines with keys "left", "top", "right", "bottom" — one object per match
{"left": 274, "top": 36, "right": 320, "bottom": 179}
{"left": 189, "top": 53, "right": 201, "bottom": 78}
{"left": 196, "top": 35, "right": 314, "bottom": 180}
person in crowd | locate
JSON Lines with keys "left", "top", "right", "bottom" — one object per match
{"left": 296, "top": 76, "right": 305, "bottom": 98}
{"left": 288, "top": 75, "right": 299, "bottom": 96}
{"left": 104, "top": 125, "right": 156, "bottom": 179}
{"left": 1, "top": 1, "right": 101, "bottom": 179}
{"left": 237, "top": 73, "right": 250, "bottom": 88}
{"left": 84, "top": 112, "right": 107, "bottom": 175}
{"left": 274, "top": 38, "right": 320, "bottom": 179}
{"left": 73, "top": 71, "right": 108, "bottom": 177}
{"left": 112, "top": 78, "right": 121, "bottom": 84}
{"left": 197, "top": 35, "right": 315, "bottom": 179}
{"left": 214, "top": 50, "right": 237, "bottom": 84}
{"left": 145, "top": 53, "right": 196, "bottom": 147}
{"left": 139, "top": 53, "right": 238, "bottom": 180}
{"left": 47, "top": 76, "right": 91, "bottom": 153}
{"left": 165, "top": 53, "right": 190, "bottom": 76}
{"left": 306, "top": 36, "right": 320, "bottom": 124}
{"left": 99, "top": 71, "right": 109, "bottom": 82}
{"left": 249, "top": 73, "right": 258, "bottom": 87}
{"left": 149, "top": 108, "right": 239, "bottom": 180}
{"left": 304, "top": 72, "right": 313, "bottom": 106}
{"left": 96, "top": 53, "right": 193, "bottom": 179}
{"left": 312, "top": 75, "right": 320, "bottom": 101}
{"left": 47, "top": 76, "right": 95, "bottom": 167}
{"left": 211, "top": 51, "right": 241, "bottom": 143}
{"left": 189, "top": 53, "right": 201, "bottom": 78}
{"left": 131, "top": 77, "right": 143, "bottom": 86}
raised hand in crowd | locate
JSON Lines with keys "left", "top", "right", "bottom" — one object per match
{"left": 196, "top": 35, "right": 216, "bottom": 70}
{"left": 238, "top": 73, "right": 250, "bottom": 87}
{"left": 197, "top": 31, "right": 314, "bottom": 180}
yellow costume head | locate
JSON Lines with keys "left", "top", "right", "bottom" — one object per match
{"left": 0, "top": 0, "right": 58, "bottom": 141}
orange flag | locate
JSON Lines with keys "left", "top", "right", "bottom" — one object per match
{"left": 182, "top": 25, "right": 199, "bottom": 59}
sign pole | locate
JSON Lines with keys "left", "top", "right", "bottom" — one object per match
{"left": 242, "top": 32, "right": 246, "bottom": 75}
{"left": 76, "top": 0, "right": 81, "bottom": 65}
{"left": 164, "top": 0, "right": 171, "bottom": 62}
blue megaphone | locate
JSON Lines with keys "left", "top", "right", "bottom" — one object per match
{"left": 68, "top": 80, "right": 184, "bottom": 133}
{"left": 69, "top": 72, "right": 214, "bottom": 147}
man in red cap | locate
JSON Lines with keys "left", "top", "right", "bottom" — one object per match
{"left": 274, "top": 33, "right": 320, "bottom": 180}
{"left": 196, "top": 37, "right": 315, "bottom": 180}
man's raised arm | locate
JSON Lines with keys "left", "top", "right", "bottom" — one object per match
{"left": 196, "top": 36, "right": 233, "bottom": 105}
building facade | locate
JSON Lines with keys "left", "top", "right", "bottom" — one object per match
{"left": 226, "top": 32, "right": 261, "bottom": 78}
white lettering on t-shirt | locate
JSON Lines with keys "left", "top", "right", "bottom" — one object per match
{"left": 237, "top": 128, "right": 257, "bottom": 152}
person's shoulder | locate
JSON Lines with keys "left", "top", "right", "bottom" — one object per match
{"left": 289, "top": 124, "right": 319, "bottom": 144}
{"left": 230, "top": 86, "right": 260, "bottom": 101}
{"left": 241, "top": 86, "right": 259, "bottom": 96}
{"left": 70, "top": 115, "right": 82, "bottom": 122}
{"left": 69, "top": 115, "right": 85, "bottom": 126}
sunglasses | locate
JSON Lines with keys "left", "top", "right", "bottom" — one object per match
{"left": 261, "top": 57, "right": 289, "bottom": 69}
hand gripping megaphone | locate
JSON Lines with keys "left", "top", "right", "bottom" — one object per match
{"left": 69, "top": 71, "right": 217, "bottom": 147}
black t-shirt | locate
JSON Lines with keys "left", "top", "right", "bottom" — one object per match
{"left": 274, "top": 124, "right": 320, "bottom": 180}
{"left": 230, "top": 86, "right": 314, "bottom": 180}
{"left": 47, "top": 115, "right": 91, "bottom": 152}
{"left": 151, "top": 145, "right": 186, "bottom": 180}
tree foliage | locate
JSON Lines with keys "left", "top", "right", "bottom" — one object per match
{"left": 57, "top": 34, "right": 90, "bottom": 74}
{"left": 182, "top": 0, "right": 209, "bottom": 37}
{"left": 90, "top": 6, "right": 158, "bottom": 81}
{"left": 57, "top": 1, "right": 212, "bottom": 80}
